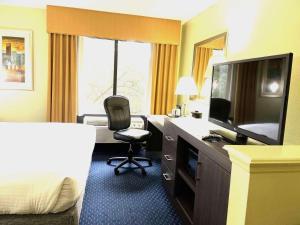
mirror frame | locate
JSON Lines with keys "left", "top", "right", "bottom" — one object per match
{"left": 192, "top": 32, "right": 227, "bottom": 72}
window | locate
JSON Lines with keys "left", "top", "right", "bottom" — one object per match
{"left": 78, "top": 37, "right": 151, "bottom": 115}
{"left": 78, "top": 38, "right": 114, "bottom": 115}
{"left": 117, "top": 41, "right": 151, "bottom": 114}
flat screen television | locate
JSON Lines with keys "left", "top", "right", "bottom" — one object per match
{"left": 209, "top": 53, "right": 293, "bottom": 145}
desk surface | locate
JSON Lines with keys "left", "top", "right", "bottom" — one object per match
{"left": 150, "top": 115, "right": 300, "bottom": 163}
{"left": 147, "top": 115, "right": 166, "bottom": 133}
{"left": 168, "top": 116, "right": 217, "bottom": 138}
{"left": 148, "top": 115, "right": 218, "bottom": 138}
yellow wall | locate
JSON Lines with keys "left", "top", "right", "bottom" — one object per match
{"left": 180, "top": 0, "right": 300, "bottom": 144}
{"left": 0, "top": 5, "right": 48, "bottom": 122}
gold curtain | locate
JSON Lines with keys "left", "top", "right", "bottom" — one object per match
{"left": 192, "top": 47, "right": 213, "bottom": 89}
{"left": 47, "top": 6, "right": 181, "bottom": 45}
{"left": 151, "top": 44, "right": 178, "bottom": 115}
{"left": 47, "top": 33, "right": 78, "bottom": 123}
{"left": 234, "top": 61, "right": 258, "bottom": 124}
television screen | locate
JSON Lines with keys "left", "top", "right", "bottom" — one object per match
{"left": 209, "top": 53, "right": 293, "bottom": 144}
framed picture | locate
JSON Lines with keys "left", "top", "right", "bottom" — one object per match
{"left": 0, "top": 29, "right": 32, "bottom": 90}
{"left": 261, "top": 58, "right": 284, "bottom": 97}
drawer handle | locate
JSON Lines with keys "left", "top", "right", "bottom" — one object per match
{"left": 163, "top": 173, "right": 172, "bottom": 181}
{"left": 165, "top": 135, "right": 174, "bottom": 142}
{"left": 164, "top": 154, "right": 173, "bottom": 161}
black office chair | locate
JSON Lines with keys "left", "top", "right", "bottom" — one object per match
{"left": 104, "top": 95, "right": 152, "bottom": 175}
{"left": 210, "top": 98, "right": 231, "bottom": 123}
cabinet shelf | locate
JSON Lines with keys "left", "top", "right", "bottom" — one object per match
{"left": 175, "top": 196, "right": 194, "bottom": 225}
{"left": 175, "top": 169, "right": 195, "bottom": 225}
{"left": 177, "top": 168, "right": 196, "bottom": 193}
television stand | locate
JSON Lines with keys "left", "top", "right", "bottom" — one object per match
{"left": 201, "top": 134, "right": 223, "bottom": 143}
{"left": 236, "top": 133, "right": 248, "bottom": 145}
{"left": 209, "top": 130, "right": 249, "bottom": 145}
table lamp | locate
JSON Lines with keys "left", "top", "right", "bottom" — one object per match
{"left": 175, "top": 76, "right": 198, "bottom": 116}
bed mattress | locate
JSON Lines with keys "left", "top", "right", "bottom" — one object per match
{"left": 0, "top": 122, "right": 96, "bottom": 216}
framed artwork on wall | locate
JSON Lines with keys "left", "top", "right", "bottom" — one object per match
{"left": 0, "top": 29, "right": 32, "bottom": 90}
{"left": 260, "top": 58, "right": 284, "bottom": 97}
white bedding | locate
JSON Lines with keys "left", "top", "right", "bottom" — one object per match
{"left": 0, "top": 122, "right": 96, "bottom": 215}
{"left": 238, "top": 123, "right": 279, "bottom": 140}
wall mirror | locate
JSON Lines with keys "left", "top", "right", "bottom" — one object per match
{"left": 192, "top": 32, "right": 227, "bottom": 99}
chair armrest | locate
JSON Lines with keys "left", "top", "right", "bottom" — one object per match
{"left": 131, "top": 115, "right": 148, "bottom": 130}
{"left": 78, "top": 114, "right": 148, "bottom": 130}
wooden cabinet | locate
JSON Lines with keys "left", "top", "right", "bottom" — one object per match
{"left": 193, "top": 154, "right": 230, "bottom": 225}
{"left": 161, "top": 118, "right": 231, "bottom": 225}
{"left": 147, "top": 121, "right": 163, "bottom": 151}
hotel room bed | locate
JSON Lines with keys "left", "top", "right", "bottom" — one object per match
{"left": 238, "top": 123, "right": 278, "bottom": 140}
{"left": 0, "top": 122, "right": 96, "bottom": 225}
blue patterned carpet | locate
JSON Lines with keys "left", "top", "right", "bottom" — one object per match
{"left": 80, "top": 149, "right": 182, "bottom": 225}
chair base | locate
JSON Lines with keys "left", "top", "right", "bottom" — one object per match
{"left": 107, "top": 145, "right": 152, "bottom": 175}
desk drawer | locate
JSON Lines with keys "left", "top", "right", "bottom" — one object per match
{"left": 161, "top": 161, "right": 175, "bottom": 196}
{"left": 162, "top": 120, "right": 177, "bottom": 156}
{"left": 162, "top": 133, "right": 177, "bottom": 152}
{"left": 162, "top": 139, "right": 176, "bottom": 172}
{"left": 164, "top": 119, "right": 178, "bottom": 142}
{"left": 162, "top": 120, "right": 177, "bottom": 173}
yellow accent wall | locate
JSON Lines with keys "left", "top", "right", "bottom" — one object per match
{"left": 0, "top": 5, "right": 48, "bottom": 122}
{"left": 179, "top": 0, "right": 300, "bottom": 144}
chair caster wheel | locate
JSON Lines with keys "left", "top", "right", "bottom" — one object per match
{"left": 114, "top": 169, "right": 120, "bottom": 175}
{"left": 149, "top": 161, "right": 152, "bottom": 166}
{"left": 107, "top": 160, "right": 112, "bottom": 165}
{"left": 141, "top": 170, "right": 147, "bottom": 176}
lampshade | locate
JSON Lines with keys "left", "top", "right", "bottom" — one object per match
{"left": 175, "top": 76, "right": 198, "bottom": 96}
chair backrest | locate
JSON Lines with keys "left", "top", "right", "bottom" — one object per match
{"left": 210, "top": 98, "right": 231, "bottom": 122}
{"left": 104, "top": 95, "right": 131, "bottom": 131}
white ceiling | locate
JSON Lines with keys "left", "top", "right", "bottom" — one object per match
{"left": 0, "top": 0, "right": 217, "bottom": 22}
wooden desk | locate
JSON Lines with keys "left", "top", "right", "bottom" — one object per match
{"left": 146, "top": 116, "right": 231, "bottom": 224}
{"left": 147, "top": 115, "right": 166, "bottom": 133}
{"left": 146, "top": 115, "right": 166, "bottom": 151}
{"left": 148, "top": 116, "right": 300, "bottom": 225}
{"left": 159, "top": 116, "right": 231, "bottom": 225}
